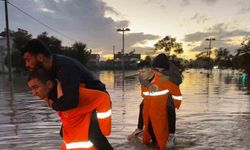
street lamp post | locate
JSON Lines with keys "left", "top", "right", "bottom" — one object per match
{"left": 117, "top": 28, "right": 130, "bottom": 93}
{"left": 205, "top": 37, "right": 216, "bottom": 76}
{"left": 117, "top": 28, "right": 130, "bottom": 70}
{"left": 206, "top": 38, "right": 216, "bottom": 59}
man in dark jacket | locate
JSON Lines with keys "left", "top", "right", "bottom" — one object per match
{"left": 21, "top": 39, "right": 106, "bottom": 111}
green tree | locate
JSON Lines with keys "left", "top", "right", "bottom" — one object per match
{"left": 195, "top": 51, "right": 210, "bottom": 60}
{"left": 214, "top": 48, "right": 232, "bottom": 68}
{"left": 62, "top": 42, "right": 91, "bottom": 65}
{"left": 12, "top": 30, "right": 32, "bottom": 49}
{"left": 144, "top": 55, "right": 152, "bottom": 63}
{"left": 154, "top": 36, "right": 183, "bottom": 56}
{"left": 37, "top": 32, "right": 62, "bottom": 53}
{"left": 236, "top": 37, "right": 250, "bottom": 56}
{"left": 234, "top": 37, "right": 250, "bottom": 77}
{"left": 5, "top": 29, "right": 32, "bottom": 72}
{"left": 194, "top": 51, "right": 212, "bottom": 69}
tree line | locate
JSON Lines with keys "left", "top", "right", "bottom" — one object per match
{"left": 191, "top": 37, "right": 250, "bottom": 72}
{"left": 2, "top": 29, "right": 184, "bottom": 72}
{"left": 2, "top": 29, "right": 250, "bottom": 76}
{"left": 4, "top": 31, "right": 91, "bottom": 73}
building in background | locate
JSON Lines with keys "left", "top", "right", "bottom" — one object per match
{"left": 87, "top": 54, "right": 100, "bottom": 69}
{"left": 0, "top": 36, "right": 13, "bottom": 73}
{"left": 114, "top": 50, "right": 141, "bottom": 70}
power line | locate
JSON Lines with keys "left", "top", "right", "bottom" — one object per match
{"left": 7, "top": 1, "right": 77, "bottom": 42}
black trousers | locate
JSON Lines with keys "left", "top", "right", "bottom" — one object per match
{"left": 60, "top": 110, "right": 113, "bottom": 150}
{"left": 137, "top": 94, "right": 176, "bottom": 134}
{"left": 148, "top": 119, "right": 157, "bottom": 144}
{"left": 89, "top": 110, "right": 113, "bottom": 150}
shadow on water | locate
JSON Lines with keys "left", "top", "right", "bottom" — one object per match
{"left": 0, "top": 69, "right": 250, "bottom": 149}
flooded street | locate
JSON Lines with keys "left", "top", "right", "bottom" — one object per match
{"left": 0, "top": 69, "right": 249, "bottom": 150}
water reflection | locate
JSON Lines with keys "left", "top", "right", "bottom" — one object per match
{"left": 0, "top": 69, "right": 250, "bottom": 150}
{"left": 0, "top": 74, "right": 61, "bottom": 150}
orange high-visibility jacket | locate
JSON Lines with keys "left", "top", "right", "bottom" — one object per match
{"left": 57, "top": 81, "right": 111, "bottom": 150}
{"left": 141, "top": 72, "right": 182, "bottom": 150}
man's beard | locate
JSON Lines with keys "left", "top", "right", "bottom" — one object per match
{"left": 29, "top": 61, "right": 44, "bottom": 71}
{"left": 36, "top": 62, "right": 44, "bottom": 69}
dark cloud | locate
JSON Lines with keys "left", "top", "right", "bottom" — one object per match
{"left": 184, "top": 23, "right": 250, "bottom": 42}
{"left": 184, "top": 32, "right": 212, "bottom": 42}
{"left": 190, "top": 13, "right": 209, "bottom": 24}
{"left": 207, "top": 23, "right": 228, "bottom": 32}
{"left": 0, "top": 0, "right": 159, "bottom": 54}
{"left": 126, "top": 33, "right": 159, "bottom": 47}
{"left": 184, "top": 23, "right": 250, "bottom": 53}
{"left": 105, "top": 5, "right": 121, "bottom": 16}
{"left": 189, "top": 41, "right": 240, "bottom": 55}
{"left": 130, "top": 46, "right": 155, "bottom": 55}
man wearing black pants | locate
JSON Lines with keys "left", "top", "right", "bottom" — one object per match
{"left": 89, "top": 110, "right": 113, "bottom": 150}
{"left": 134, "top": 94, "right": 176, "bottom": 144}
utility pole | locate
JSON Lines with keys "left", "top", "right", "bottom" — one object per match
{"left": 4, "top": 0, "right": 12, "bottom": 82}
{"left": 113, "top": 45, "right": 115, "bottom": 70}
{"left": 113, "top": 45, "right": 115, "bottom": 58}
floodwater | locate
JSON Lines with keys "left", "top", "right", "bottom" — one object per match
{"left": 0, "top": 69, "right": 249, "bottom": 150}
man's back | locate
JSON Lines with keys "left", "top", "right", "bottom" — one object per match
{"left": 52, "top": 55, "right": 106, "bottom": 91}
{"left": 49, "top": 55, "right": 106, "bottom": 111}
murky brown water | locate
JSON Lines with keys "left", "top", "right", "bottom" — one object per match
{"left": 0, "top": 69, "right": 249, "bottom": 150}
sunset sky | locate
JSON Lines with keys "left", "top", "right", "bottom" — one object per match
{"left": 1, "top": 0, "right": 250, "bottom": 60}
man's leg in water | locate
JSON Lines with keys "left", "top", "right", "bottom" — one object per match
{"left": 167, "top": 95, "right": 176, "bottom": 134}
{"left": 137, "top": 101, "right": 144, "bottom": 130}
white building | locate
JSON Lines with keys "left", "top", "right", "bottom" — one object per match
{"left": 0, "top": 37, "right": 13, "bottom": 73}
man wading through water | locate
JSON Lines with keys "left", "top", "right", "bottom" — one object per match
{"left": 128, "top": 53, "right": 183, "bottom": 148}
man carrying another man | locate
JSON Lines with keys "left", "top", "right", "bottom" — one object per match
{"left": 136, "top": 60, "right": 182, "bottom": 149}
{"left": 129, "top": 54, "right": 183, "bottom": 148}
{"left": 27, "top": 68, "right": 112, "bottom": 150}
{"left": 21, "top": 39, "right": 113, "bottom": 149}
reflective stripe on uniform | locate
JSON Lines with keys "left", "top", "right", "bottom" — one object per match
{"left": 97, "top": 109, "right": 111, "bottom": 119}
{"left": 172, "top": 95, "right": 182, "bottom": 100}
{"left": 143, "top": 89, "right": 169, "bottom": 96}
{"left": 65, "top": 141, "right": 93, "bottom": 149}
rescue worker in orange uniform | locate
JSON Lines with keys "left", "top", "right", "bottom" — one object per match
{"left": 20, "top": 39, "right": 108, "bottom": 147}
{"left": 137, "top": 61, "right": 182, "bottom": 150}
{"left": 27, "top": 68, "right": 113, "bottom": 150}
{"left": 129, "top": 53, "right": 183, "bottom": 148}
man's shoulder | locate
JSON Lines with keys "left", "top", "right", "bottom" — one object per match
{"left": 54, "top": 55, "right": 73, "bottom": 63}
{"left": 159, "top": 74, "right": 170, "bottom": 82}
{"left": 53, "top": 55, "right": 81, "bottom": 68}
{"left": 155, "top": 74, "right": 178, "bottom": 86}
